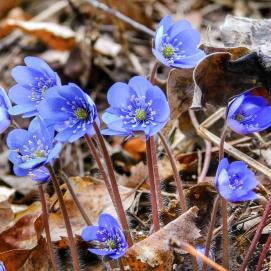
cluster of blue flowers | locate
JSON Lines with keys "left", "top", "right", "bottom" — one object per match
{"left": 0, "top": 14, "right": 265, "bottom": 261}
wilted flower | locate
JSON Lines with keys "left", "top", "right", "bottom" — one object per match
{"left": 7, "top": 117, "right": 62, "bottom": 180}
{"left": 102, "top": 76, "right": 170, "bottom": 138}
{"left": 215, "top": 158, "right": 257, "bottom": 202}
{"left": 38, "top": 83, "right": 98, "bottom": 143}
{"left": 227, "top": 93, "right": 271, "bottom": 135}
{"left": 81, "top": 213, "right": 128, "bottom": 259}
{"left": 8, "top": 56, "right": 61, "bottom": 117}
{"left": 152, "top": 16, "right": 205, "bottom": 68}
{"left": 0, "top": 87, "right": 11, "bottom": 133}
{"left": 0, "top": 261, "right": 6, "bottom": 271}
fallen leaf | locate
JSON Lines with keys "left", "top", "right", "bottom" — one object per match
{"left": 123, "top": 137, "right": 146, "bottom": 161}
{"left": 2, "top": 19, "right": 76, "bottom": 50}
{"left": 125, "top": 207, "right": 200, "bottom": 271}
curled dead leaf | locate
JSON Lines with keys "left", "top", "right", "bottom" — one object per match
{"left": 125, "top": 206, "right": 200, "bottom": 271}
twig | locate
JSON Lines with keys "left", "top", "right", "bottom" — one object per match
{"left": 46, "top": 165, "right": 80, "bottom": 271}
{"left": 256, "top": 233, "right": 271, "bottom": 271}
{"left": 169, "top": 240, "right": 228, "bottom": 271}
{"left": 202, "top": 195, "right": 220, "bottom": 271}
{"left": 38, "top": 184, "right": 58, "bottom": 271}
{"left": 158, "top": 131, "right": 187, "bottom": 212}
{"left": 85, "top": 0, "right": 154, "bottom": 36}
{"left": 146, "top": 137, "right": 160, "bottom": 232}
{"left": 60, "top": 171, "right": 92, "bottom": 225}
{"left": 93, "top": 123, "right": 133, "bottom": 247}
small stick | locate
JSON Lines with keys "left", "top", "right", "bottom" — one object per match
{"left": 118, "top": 258, "right": 125, "bottom": 271}
{"left": 60, "top": 171, "right": 92, "bottom": 225}
{"left": 150, "top": 136, "right": 163, "bottom": 210}
{"left": 38, "top": 184, "right": 58, "bottom": 271}
{"left": 146, "top": 137, "right": 160, "bottom": 232}
{"left": 158, "top": 131, "right": 187, "bottom": 212}
{"left": 93, "top": 123, "right": 133, "bottom": 247}
{"left": 256, "top": 233, "right": 271, "bottom": 271}
{"left": 169, "top": 240, "right": 228, "bottom": 271}
{"left": 85, "top": 0, "right": 154, "bottom": 36}
{"left": 202, "top": 195, "right": 220, "bottom": 271}
{"left": 46, "top": 165, "right": 80, "bottom": 271}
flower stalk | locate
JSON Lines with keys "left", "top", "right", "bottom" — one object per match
{"left": 256, "top": 233, "right": 271, "bottom": 271}
{"left": 46, "top": 165, "right": 80, "bottom": 271}
{"left": 146, "top": 137, "right": 160, "bottom": 232}
{"left": 38, "top": 184, "right": 58, "bottom": 271}
{"left": 93, "top": 123, "right": 133, "bottom": 247}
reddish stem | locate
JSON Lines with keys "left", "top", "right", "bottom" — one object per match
{"left": 150, "top": 136, "right": 163, "bottom": 210}
{"left": 146, "top": 137, "right": 160, "bottom": 232}
{"left": 38, "top": 184, "right": 58, "bottom": 271}
{"left": 256, "top": 233, "right": 271, "bottom": 271}
{"left": 93, "top": 123, "right": 133, "bottom": 247}
{"left": 158, "top": 132, "right": 187, "bottom": 212}
{"left": 46, "top": 165, "right": 80, "bottom": 271}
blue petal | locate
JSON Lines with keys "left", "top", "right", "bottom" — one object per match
{"left": 55, "top": 128, "right": 74, "bottom": 142}
{"left": 102, "top": 111, "right": 121, "bottom": 124}
{"left": 31, "top": 167, "right": 50, "bottom": 182}
{"left": 149, "top": 122, "right": 167, "bottom": 137}
{"left": 47, "top": 142, "right": 62, "bottom": 162}
{"left": 152, "top": 99, "right": 170, "bottom": 123}
{"left": 227, "top": 95, "right": 245, "bottom": 119}
{"left": 18, "top": 157, "right": 47, "bottom": 169}
{"left": 8, "top": 151, "right": 22, "bottom": 164}
{"left": 128, "top": 76, "right": 152, "bottom": 97}
{"left": 8, "top": 85, "right": 33, "bottom": 105}
{"left": 173, "top": 51, "right": 205, "bottom": 68}
{"left": 81, "top": 226, "right": 99, "bottom": 242}
{"left": 13, "top": 165, "right": 29, "bottom": 177}
{"left": 107, "top": 82, "right": 133, "bottom": 109}
{"left": 227, "top": 118, "right": 248, "bottom": 135}
{"left": 168, "top": 19, "right": 192, "bottom": 39}
{"left": 146, "top": 85, "right": 167, "bottom": 102}
{"left": 56, "top": 83, "right": 86, "bottom": 101}
{"left": 11, "top": 66, "right": 43, "bottom": 86}
{"left": 88, "top": 248, "right": 113, "bottom": 256}
{"left": 6, "top": 129, "right": 30, "bottom": 149}
{"left": 233, "top": 191, "right": 257, "bottom": 202}
{"left": 227, "top": 161, "right": 248, "bottom": 178}
{"left": 0, "top": 86, "right": 11, "bottom": 108}
{"left": 154, "top": 25, "right": 164, "bottom": 49}
{"left": 215, "top": 158, "right": 229, "bottom": 185}
{"left": 152, "top": 48, "right": 170, "bottom": 67}
{"left": 0, "top": 107, "right": 10, "bottom": 133}
{"left": 253, "top": 106, "right": 271, "bottom": 130}
{"left": 98, "top": 214, "right": 121, "bottom": 231}
{"left": 8, "top": 103, "right": 36, "bottom": 116}
{"left": 157, "top": 16, "right": 172, "bottom": 33}
{"left": 109, "top": 247, "right": 128, "bottom": 259}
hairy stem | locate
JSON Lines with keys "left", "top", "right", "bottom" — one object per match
{"left": 219, "top": 127, "right": 229, "bottom": 269}
{"left": 146, "top": 137, "right": 160, "bottom": 232}
{"left": 158, "top": 132, "right": 187, "bottom": 212}
{"left": 38, "top": 184, "right": 58, "bottom": 271}
{"left": 256, "top": 233, "right": 271, "bottom": 271}
{"left": 46, "top": 165, "right": 80, "bottom": 271}
{"left": 202, "top": 195, "right": 220, "bottom": 271}
{"left": 150, "top": 136, "right": 163, "bottom": 210}
{"left": 198, "top": 140, "right": 212, "bottom": 182}
{"left": 84, "top": 135, "right": 117, "bottom": 211}
{"left": 93, "top": 123, "right": 133, "bottom": 247}
{"left": 60, "top": 171, "right": 92, "bottom": 225}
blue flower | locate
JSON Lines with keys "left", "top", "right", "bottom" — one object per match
{"left": 196, "top": 246, "right": 214, "bottom": 269}
{"left": 215, "top": 158, "right": 257, "bottom": 202}
{"left": 227, "top": 92, "right": 271, "bottom": 135}
{"left": 7, "top": 117, "right": 62, "bottom": 181}
{"left": 81, "top": 213, "right": 128, "bottom": 260}
{"left": 0, "top": 86, "right": 11, "bottom": 133}
{"left": 102, "top": 76, "right": 170, "bottom": 138}
{"left": 38, "top": 83, "right": 99, "bottom": 143}
{"left": 8, "top": 56, "right": 61, "bottom": 118}
{"left": 152, "top": 16, "right": 205, "bottom": 68}
{"left": 0, "top": 261, "right": 6, "bottom": 271}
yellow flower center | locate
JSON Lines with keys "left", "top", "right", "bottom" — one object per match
{"left": 136, "top": 109, "right": 147, "bottom": 120}
{"left": 107, "top": 239, "right": 117, "bottom": 250}
{"left": 162, "top": 46, "right": 175, "bottom": 58}
{"left": 235, "top": 114, "right": 244, "bottom": 122}
{"left": 35, "top": 150, "right": 45, "bottom": 158}
{"left": 75, "top": 108, "right": 88, "bottom": 120}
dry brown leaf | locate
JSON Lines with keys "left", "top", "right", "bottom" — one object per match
{"left": 0, "top": 0, "right": 20, "bottom": 19}
{"left": 2, "top": 19, "right": 76, "bottom": 50}
{"left": 167, "top": 68, "right": 194, "bottom": 119}
{"left": 0, "top": 199, "right": 14, "bottom": 233}
{"left": 125, "top": 207, "right": 200, "bottom": 271}
{"left": 123, "top": 137, "right": 146, "bottom": 161}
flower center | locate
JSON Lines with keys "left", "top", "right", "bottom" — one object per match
{"left": 229, "top": 174, "right": 244, "bottom": 190}
{"left": 162, "top": 45, "right": 175, "bottom": 59}
{"left": 75, "top": 108, "right": 89, "bottom": 120}
{"left": 106, "top": 239, "right": 117, "bottom": 250}
{"left": 234, "top": 114, "right": 244, "bottom": 122}
{"left": 136, "top": 109, "right": 147, "bottom": 120}
{"left": 35, "top": 150, "right": 45, "bottom": 158}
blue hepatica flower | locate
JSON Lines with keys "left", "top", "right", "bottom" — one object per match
{"left": 8, "top": 56, "right": 61, "bottom": 118}
{"left": 81, "top": 213, "right": 128, "bottom": 260}
{"left": 0, "top": 86, "right": 11, "bottom": 133}
{"left": 0, "top": 262, "right": 6, "bottom": 271}
{"left": 196, "top": 246, "right": 214, "bottom": 269}
{"left": 38, "top": 83, "right": 99, "bottom": 143}
{"left": 102, "top": 76, "right": 170, "bottom": 138}
{"left": 227, "top": 92, "right": 271, "bottom": 135}
{"left": 7, "top": 117, "right": 62, "bottom": 182}
{"left": 152, "top": 16, "right": 205, "bottom": 68}
{"left": 215, "top": 158, "right": 257, "bottom": 202}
